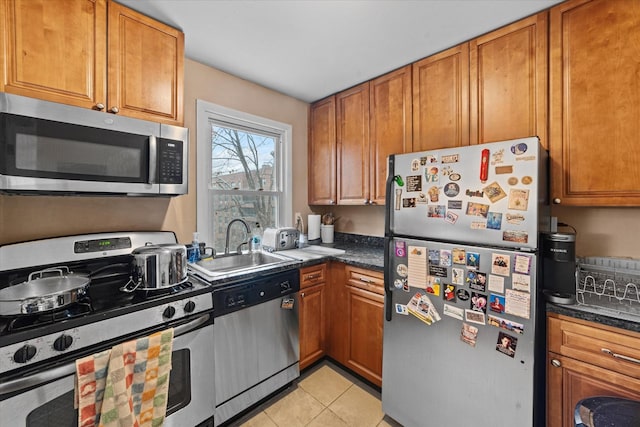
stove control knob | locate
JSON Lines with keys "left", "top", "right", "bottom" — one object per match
{"left": 163, "top": 306, "right": 176, "bottom": 319}
{"left": 184, "top": 301, "right": 196, "bottom": 313}
{"left": 280, "top": 281, "right": 291, "bottom": 291}
{"left": 14, "top": 344, "right": 37, "bottom": 364}
{"left": 53, "top": 334, "right": 73, "bottom": 352}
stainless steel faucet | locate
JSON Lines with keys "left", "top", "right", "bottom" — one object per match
{"left": 224, "top": 218, "right": 252, "bottom": 255}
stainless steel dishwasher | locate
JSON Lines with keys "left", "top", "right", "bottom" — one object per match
{"left": 211, "top": 269, "right": 300, "bottom": 426}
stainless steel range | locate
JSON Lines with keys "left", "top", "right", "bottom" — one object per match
{"left": 0, "top": 232, "right": 215, "bottom": 427}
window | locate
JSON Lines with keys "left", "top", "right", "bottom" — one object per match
{"left": 196, "top": 100, "right": 292, "bottom": 254}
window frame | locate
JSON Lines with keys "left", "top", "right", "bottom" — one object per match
{"left": 196, "top": 99, "right": 293, "bottom": 247}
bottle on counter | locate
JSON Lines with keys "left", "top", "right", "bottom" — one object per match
{"left": 189, "top": 232, "right": 201, "bottom": 262}
{"left": 251, "top": 223, "right": 262, "bottom": 252}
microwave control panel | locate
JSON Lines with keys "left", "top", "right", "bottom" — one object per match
{"left": 158, "top": 138, "right": 183, "bottom": 184}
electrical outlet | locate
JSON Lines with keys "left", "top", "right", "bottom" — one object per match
{"left": 294, "top": 212, "right": 303, "bottom": 225}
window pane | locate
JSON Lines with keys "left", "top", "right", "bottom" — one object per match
{"left": 210, "top": 125, "right": 276, "bottom": 191}
{"left": 210, "top": 192, "right": 277, "bottom": 252}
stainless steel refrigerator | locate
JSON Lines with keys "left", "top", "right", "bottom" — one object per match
{"left": 382, "top": 137, "right": 549, "bottom": 427}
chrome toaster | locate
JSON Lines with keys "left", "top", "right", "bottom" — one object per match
{"left": 262, "top": 227, "right": 299, "bottom": 251}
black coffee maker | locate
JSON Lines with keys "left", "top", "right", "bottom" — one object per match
{"left": 541, "top": 231, "right": 577, "bottom": 304}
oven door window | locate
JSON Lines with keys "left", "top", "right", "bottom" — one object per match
{"left": 1, "top": 113, "right": 150, "bottom": 183}
{"left": 24, "top": 349, "right": 191, "bottom": 427}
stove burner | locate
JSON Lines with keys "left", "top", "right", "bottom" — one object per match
{"left": 132, "top": 281, "right": 194, "bottom": 302}
{"left": 1, "top": 301, "right": 92, "bottom": 335}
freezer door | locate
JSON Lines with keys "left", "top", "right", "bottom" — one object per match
{"left": 388, "top": 137, "right": 549, "bottom": 250}
{"left": 382, "top": 237, "right": 543, "bottom": 427}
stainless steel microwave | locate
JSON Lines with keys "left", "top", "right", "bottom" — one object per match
{"left": 0, "top": 92, "right": 188, "bottom": 196}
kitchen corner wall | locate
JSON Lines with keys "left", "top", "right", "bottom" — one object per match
{"left": 0, "top": 58, "right": 309, "bottom": 246}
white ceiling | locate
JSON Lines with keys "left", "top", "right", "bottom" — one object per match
{"left": 118, "top": 0, "right": 563, "bottom": 103}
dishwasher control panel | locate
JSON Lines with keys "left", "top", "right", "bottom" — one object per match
{"left": 213, "top": 269, "right": 300, "bottom": 317}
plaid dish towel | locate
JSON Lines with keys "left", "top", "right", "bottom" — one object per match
{"left": 75, "top": 328, "right": 175, "bottom": 427}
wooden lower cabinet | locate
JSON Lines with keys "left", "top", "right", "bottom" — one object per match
{"left": 298, "top": 264, "right": 327, "bottom": 370}
{"left": 547, "top": 313, "right": 640, "bottom": 427}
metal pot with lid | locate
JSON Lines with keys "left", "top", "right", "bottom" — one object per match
{"left": 123, "top": 243, "right": 188, "bottom": 292}
{"left": 0, "top": 266, "right": 90, "bottom": 315}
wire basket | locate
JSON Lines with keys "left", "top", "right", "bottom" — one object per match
{"left": 576, "top": 257, "right": 640, "bottom": 318}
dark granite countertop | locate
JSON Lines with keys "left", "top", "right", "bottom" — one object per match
{"left": 547, "top": 302, "right": 640, "bottom": 334}
{"left": 303, "top": 232, "right": 385, "bottom": 272}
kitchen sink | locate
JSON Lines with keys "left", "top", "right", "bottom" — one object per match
{"left": 189, "top": 250, "right": 297, "bottom": 278}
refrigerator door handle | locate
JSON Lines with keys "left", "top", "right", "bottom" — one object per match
{"left": 384, "top": 155, "right": 396, "bottom": 322}
{"left": 384, "top": 235, "right": 392, "bottom": 321}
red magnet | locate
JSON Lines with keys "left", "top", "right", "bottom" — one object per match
{"left": 480, "top": 149, "right": 490, "bottom": 182}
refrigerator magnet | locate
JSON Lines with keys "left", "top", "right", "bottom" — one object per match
{"left": 505, "top": 213, "right": 525, "bottom": 225}
{"left": 406, "top": 175, "right": 422, "bottom": 192}
{"left": 443, "top": 284, "right": 456, "bottom": 302}
{"left": 460, "top": 323, "right": 479, "bottom": 347}
{"left": 444, "top": 304, "right": 464, "bottom": 321}
{"left": 444, "top": 182, "right": 460, "bottom": 197}
{"left": 512, "top": 273, "right": 531, "bottom": 293}
{"left": 427, "top": 205, "right": 446, "bottom": 218}
{"left": 411, "top": 159, "right": 420, "bottom": 171}
{"left": 441, "top": 154, "right": 459, "bottom": 163}
{"left": 486, "top": 212, "right": 503, "bottom": 230}
{"left": 445, "top": 211, "right": 459, "bottom": 224}
{"left": 488, "top": 275, "right": 505, "bottom": 294}
{"left": 513, "top": 255, "right": 532, "bottom": 274}
{"left": 427, "top": 186, "right": 441, "bottom": 202}
{"left": 420, "top": 155, "right": 438, "bottom": 165}
{"left": 495, "top": 165, "right": 514, "bottom": 175}
{"left": 439, "top": 250, "right": 452, "bottom": 266}
{"left": 449, "top": 173, "right": 461, "bottom": 181}
{"left": 466, "top": 252, "right": 480, "bottom": 269}
{"left": 466, "top": 202, "right": 489, "bottom": 218}
{"left": 457, "top": 289, "right": 470, "bottom": 301}
{"left": 426, "top": 276, "right": 441, "bottom": 296}
{"left": 397, "top": 264, "right": 408, "bottom": 278}
{"left": 395, "top": 241, "right": 407, "bottom": 257}
{"left": 507, "top": 177, "right": 519, "bottom": 186}
{"left": 496, "top": 332, "right": 518, "bottom": 358}
{"left": 417, "top": 193, "right": 428, "bottom": 204}
{"left": 483, "top": 181, "right": 507, "bottom": 203}
{"left": 505, "top": 289, "right": 530, "bottom": 319}
{"left": 488, "top": 314, "right": 524, "bottom": 335}
{"left": 447, "top": 200, "right": 463, "bottom": 210}
{"left": 502, "top": 230, "right": 528, "bottom": 244}
{"left": 473, "top": 272, "right": 487, "bottom": 292}
{"left": 425, "top": 166, "right": 439, "bottom": 183}
{"left": 470, "top": 292, "right": 487, "bottom": 313}
{"left": 470, "top": 221, "right": 487, "bottom": 230}
{"left": 395, "top": 304, "right": 409, "bottom": 315}
{"left": 402, "top": 198, "right": 417, "bottom": 208}
{"left": 491, "top": 254, "right": 511, "bottom": 276}
{"left": 511, "top": 142, "right": 528, "bottom": 155}
{"left": 428, "top": 249, "right": 440, "bottom": 265}
{"left": 464, "top": 309, "right": 485, "bottom": 325}
{"left": 489, "top": 294, "right": 506, "bottom": 313}
{"left": 452, "top": 249, "right": 466, "bottom": 264}
{"left": 507, "top": 189, "right": 530, "bottom": 210}
{"left": 491, "top": 149, "right": 505, "bottom": 165}
{"left": 429, "top": 265, "right": 447, "bottom": 278}
{"left": 521, "top": 176, "right": 533, "bottom": 185}
{"left": 394, "top": 279, "right": 404, "bottom": 289}
{"left": 452, "top": 268, "right": 464, "bottom": 285}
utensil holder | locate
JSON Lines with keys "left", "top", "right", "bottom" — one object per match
{"left": 321, "top": 224, "right": 334, "bottom": 244}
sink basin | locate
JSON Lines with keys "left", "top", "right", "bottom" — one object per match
{"left": 189, "top": 251, "right": 297, "bottom": 279}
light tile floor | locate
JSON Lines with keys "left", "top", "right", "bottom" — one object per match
{"left": 228, "top": 361, "right": 403, "bottom": 427}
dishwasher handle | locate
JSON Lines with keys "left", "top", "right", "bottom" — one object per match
{"left": 0, "top": 314, "right": 211, "bottom": 396}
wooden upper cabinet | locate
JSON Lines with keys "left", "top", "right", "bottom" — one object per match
{"left": 470, "top": 11, "right": 548, "bottom": 148}
{"left": 108, "top": 1, "right": 184, "bottom": 125}
{"left": 308, "top": 96, "right": 337, "bottom": 205}
{"left": 369, "top": 65, "right": 412, "bottom": 205}
{"left": 412, "top": 43, "right": 470, "bottom": 151}
{"left": 0, "top": 0, "right": 184, "bottom": 125}
{"left": 0, "top": 0, "right": 107, "bottom": 109}
{"left": 550, "top": 0, "right": 640, "bottom": 206}
{"left": 336, "top": 82, "right": 370, "bottom": 205}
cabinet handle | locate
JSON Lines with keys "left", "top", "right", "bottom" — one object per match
{"left": 553, "top": 198, "right": 561, "bottom": 204}
{"left": 330, "top": 200, "right": 335, "bottom": 205}
{"left": 364, "top": 199, "right": 369, "bottom": 205}
{"left": 300, "top": 292, "right": 305, "bottom": 298}
{"left": 109, "top": 106, "right": 120, "bottom": 114}
{"left": 306, "top": 274, "right": 320, "bottom": 280}
{"left": 550, "top": 359, "right": 562, "bottom": 368}
{"left": 95, "top": 103, "right": 105, "bottom": 111}
{"left": 359, "top": 277, "right": 373, "bottom": 284}
{"left": 601, "top": 348, "right": 640, "bottom": 365}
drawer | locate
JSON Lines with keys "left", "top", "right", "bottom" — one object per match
{"left": 548, "top": 314, "right": 640, "bottom": 379}
{"left": 300, "top": 263, "right": 326, "bottom": 288}
{"left": 345, "top": 265, "right": 384, "bottom": 295}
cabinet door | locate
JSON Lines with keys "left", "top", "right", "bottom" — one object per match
{"left": 336, "top": 82, "right": 370, "bottom": 205}
{"left": 412, "top": 43, "right": 469, "bottom": 151}
{"left": 346, "top": 285, "right": 383, "bottom": 386}
{"left": 547, "top": 352, "right": 640, "bottom": 427}
{"left": 369, "top": 66, "right": 412, "bottom": 205}
{"left": 470, "top": 11, "right": 548, "bottom": 147}
{"left": 0, "top": 0, "right": 107, "bottom": 109}
{"left": 299, "top": 283, "right": 325, "bottom": 370}
{"left": 326, "top": 262, "right": 348, "bottom": 364}
{"left": 550, "top": 0, "right": 640, "bottom": 206}
{"left": 107, "top": 1, "right": 184, "bottom": 125}
{"left": 308, "top": 96, "right": 337, "bottom": 205}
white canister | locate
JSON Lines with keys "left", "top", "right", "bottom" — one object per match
{"left": 320, "top": 224, "right": 334, "bottom": 244}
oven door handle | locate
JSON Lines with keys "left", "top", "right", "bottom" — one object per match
{"left": 0, "top": 314, "right": 211, "bottom": 396}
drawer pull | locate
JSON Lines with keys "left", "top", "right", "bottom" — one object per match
{"left": 306, "top": 274, "right": 320, "bottom": 280}
{"left": 359, "top": 277, "right": 373, "bottom": 284}
{"left": 550, "top": 359, "right": 562, "bottom": 368}
{"left": 601, "top": 348, "right": 640, "bottom": 365}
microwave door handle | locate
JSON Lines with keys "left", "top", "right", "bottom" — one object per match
{"left": 148, "top": 135, "right": 158, "bottom": 184}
